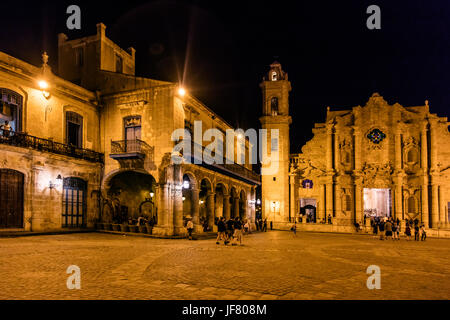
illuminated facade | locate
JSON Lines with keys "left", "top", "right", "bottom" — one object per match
{"left": 0, "top": 23, "right": 259, "bottom": 234}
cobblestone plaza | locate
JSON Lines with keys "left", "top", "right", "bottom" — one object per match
{"left": 0, "top": 231, "right": 449, "bottom": 300}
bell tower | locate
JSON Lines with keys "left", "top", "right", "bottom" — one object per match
{"left": 259, "top": 61, "right": 292, "bottom": 228}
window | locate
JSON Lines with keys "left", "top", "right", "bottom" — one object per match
{"left": 271, "top": 97, "right": 279, "bottom": 115}
{"left": 271, "top": 71, "right": 277, "bottom": 81}
{"left": 0, "top": 88, "right": 22, "bottom": 132}
{"left": 66, "top": 111, "right": 83, "bottom": 148}
{"left": 367, "top": 128, "right": 386, "bottom": 144}
{"left": 124, "top": 116, "right": 141, "bottom": 141}
{"left": 302, "top": 179, "right": 313, "bottom": 189}
{"left": 115, "top": 54, "right": 123, "bottom": 73}
{"left": 62, "top": 177, "right": 87, "bottom": 228}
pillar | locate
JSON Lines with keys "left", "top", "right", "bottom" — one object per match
{"left": 394, "top": 126, "right": 402, "bottom": 171}
{"left": 233, "top": 196, "right": 240, "bottom": 219}
{"left": 353, "top": 127, "right": 362, "bottom": 171}
{"left": 326, "top": 124, "right": 333, "bottom": 172}
{"left": 207, "top": 192, "right": 215, "bottom": 228}
{"left": 334, "top": 184, "right": 342, "bottom": 222}
{"left": 354, "top": 183, "right": 362, "bottom": 224}
{"left": 431, "top": 184, "right": 439, "bottom": 228}
{"left": 289, "top": 174, "right": 296, "bottom": 222}
{"left": 173, "top": 184, "right": 184, "bottom": 232}
{"left": 394, "top": 182, "right": 403, "bottom": 222}
{"left": 191, "top": 188, "right": 200, "bottom": 225}
{"left": 223, "top": 194, "right": 231, "bottom": 220}
{"left": 421, "top": 122, "right": 429, "bottom": 227}
{"left": 326, "top": 182, "right": 333, "bottom": 219}
{"left": 439, "top": 186, "right": 446, "bottom": 227}
{"left": 319, "top": 184, "right": 325, "bottom": 222}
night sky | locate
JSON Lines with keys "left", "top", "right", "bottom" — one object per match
{"left": 1, "top": 0, "right": 449, "bottom": 152}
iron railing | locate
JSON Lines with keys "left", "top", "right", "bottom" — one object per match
{"left": 0, "top": 129, "right": 104, "bottom": 163}
{"left": 110, "top": 139, "right": 154, "bottom": 159}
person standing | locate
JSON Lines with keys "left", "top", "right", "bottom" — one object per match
{"left": 420, "top": 224, "right": 427, "bottom": 241}
{"left": 405, "top": 224, "right": 412, "bottom": 240}
{"left": 186, "top": 219, "right": 194, "bottom": 240}
{"left": 378, "top": 220, "right": 385, "bottom": 240}
{"left": 216, "top": 217, "right": 226, "bottom": 244}
{"left": 414, "top": 223, "right": 420, "bottom": 241}
{"left": 226, "top": 218, "right": 235, "bottom": 244}
{"left": 263, "top": 219, "right": 267, "bottom": 232}
{"left": 385, "top": 219, "right": 393, "bottom": 240}
{"left": 1, "top": 120, "right": 11, "bottom": 138}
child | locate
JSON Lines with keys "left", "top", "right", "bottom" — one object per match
{"left": 405, "top": 225, "right": 412, "bottom": 241}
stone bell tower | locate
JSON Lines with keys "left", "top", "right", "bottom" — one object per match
{"left": 259, "top": 61, "right": 292, "bottom": 228}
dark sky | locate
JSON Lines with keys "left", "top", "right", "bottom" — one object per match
{"left": 1, "top": 0, "right": 449, "bottom": 152}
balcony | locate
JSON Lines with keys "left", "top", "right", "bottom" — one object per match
{"left": 0, "top": 129, "right": 104, "bottom": 163}
{"left": 110, "top": 139, "right": 154, "bottom": 160}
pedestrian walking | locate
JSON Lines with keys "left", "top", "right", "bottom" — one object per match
{"left": 232, "top": 217, "right": 243, "bottom": 246}
{"left": 378, "top": 220, "right": 385, "bottom": 240}
{"left": 186, "top": 219, "right": 194, "bottom": 240}
{"left": 216, "top": 217, "right": 226, "bottom": 244}
{"left": 263, "top": 219, "right": 267, "bottom": 232}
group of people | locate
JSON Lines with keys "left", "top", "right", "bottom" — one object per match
{"left": 370, "top": 217, "right": 427, "bottom": 241}
{"left": 255, "top": 218, "right": 268, "bottom": 232}
{"left": 215, "top": 217, "right": 247, "bottom": 246}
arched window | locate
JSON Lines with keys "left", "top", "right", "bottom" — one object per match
{"left": 271, "top": 71, "right": 277, "bottom": 81}
{"left": 344, "top": 151, "right": 350, "bottom": 164}
{"left": 345, "top": 194, "right": 352, "bottom": 211}
{"left": 408, "top": 196, "right": 416, "bottom": 213}
{"left": 66, "top": 111, "right": 83, "bottom": 148}
{"left": 271, "top": 97, "right": 279, "bottom": 115}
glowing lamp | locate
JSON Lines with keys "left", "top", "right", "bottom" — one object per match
{"left": 178, "top": 87, "right": 186, "bottom": 97}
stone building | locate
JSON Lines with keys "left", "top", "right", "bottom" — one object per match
{"left": 261, "top": 62, "right": 450, "bottom": 233}
{"left": 0, "top": 23, "right": 259, "bottom": 235}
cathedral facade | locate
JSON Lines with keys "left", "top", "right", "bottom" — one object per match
{"left": 0, "top": 23, "right": 259, "bottom": 235}
{"left": 261, "top": 62, "right": 450, "bottom": 233}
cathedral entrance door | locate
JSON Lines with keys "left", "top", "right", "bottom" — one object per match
{"left": 363, "top": 188, "right": 392, "bottom": 218}
{"left": 299, "top": 198, "right": 317, "bottom": 223}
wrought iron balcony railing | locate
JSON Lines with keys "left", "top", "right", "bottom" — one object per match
{"left": 110, "top": 139, "right": 154, "bottom": 160}
{"left": 0, "top": 129, "right": 104, "bottom": 163}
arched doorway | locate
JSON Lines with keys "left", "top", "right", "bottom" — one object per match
{"left": 182, "top": 173, "right": 197, "bottom": 222}
{"left": 106, "top": 171, "right": 156, "bottom": 224}
{"left": 0, "top": 169, "right": 24, "bottom": 228}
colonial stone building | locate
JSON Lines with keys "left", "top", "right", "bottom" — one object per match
{"left": 261, "top": 62, "right": 450, "bottom": 233}
{"left": 0, "top": 23, "right": 259, "bottom": 235}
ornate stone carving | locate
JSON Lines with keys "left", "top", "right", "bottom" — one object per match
{"left": 361, "top": 162, "right": 394, "bottom": 187}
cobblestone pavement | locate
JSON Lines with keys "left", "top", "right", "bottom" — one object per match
{"left": 0, "top": 231, "right": 449, "bottom": 300}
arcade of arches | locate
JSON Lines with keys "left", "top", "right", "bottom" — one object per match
{"left": 100, "top": 164, "right": 256, "bottom": 235}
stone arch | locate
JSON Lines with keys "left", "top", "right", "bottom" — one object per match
{"left": 182, "top": 172, "right": 197, "bottom": 221}
{"left": 104, "top": 170, "right": 157, "bottom": 223}
{"left": 214, "top": 182, "right": 227, "bottom": 221}
{"left": 229, "top": 186, "right": 238, "bottom": 218}
{"left": 199, "top": 177, "right": 213, "bottom": 229}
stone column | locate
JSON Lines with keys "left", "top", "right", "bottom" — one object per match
{"left": 421, "top": 122, "right": 429, "bottom": 227}
{"left": 319, "top": 184, "right": 325, "bottom": 222}
{"left": 395, "top": 125, "right": 402, "bottom": 171}
{"left": 326, "top": 182, "right": 333, "bottom": 219}
{"left": 173, "top": 184, "right": 184, "bottom": 233}
{"left": 439, "top": 187, "right": 446, "bottom": 227}
{"left": 250, "top": 186, "right": 256, "bottom": 224}
{"left": 394, "top": 181, "right": 403, "bottom": 222}
{"left": 207, "top": 192, "right": 215, "bottom": 228}
{"left": 431, "top": 183, "right": 439, "bottom": 228}
{"left": 429, "top": 119, "right": 438, "bottom": 170}
{"left": 191, "top": 188, "right": 200, "bottom": 225}
{"left": 326, "top": 124, "right": 334, "bottom": 172}
{"left": 354, "top": 183, "right": 362, "bottom": 224}
{"left": 223, "top": 194, "right": 231, "bottom": 220}
{"left": 153, "top": 183, "right": 172, "bottom": 235}
{"left": 334, "top": 183, "right": 341, "bottom": 222}
{"left": 353, "top": 127, "right": 362, "bottom": 172}
{"left": 334, "top": 128, "right": 340, "bottom": 170}
{"left": 289, "top": 173, "right": 296, "bottom": 222}
{"left": 233, "top": 196, "right": 240, "bottom": 219}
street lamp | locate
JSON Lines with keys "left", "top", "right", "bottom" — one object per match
{"left": 38, "top": 80, "right": 51, "bottom": 99}
{"left": 178, "top": 87, "right": 186, "bottom": 97}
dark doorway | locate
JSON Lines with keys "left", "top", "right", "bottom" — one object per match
{"left": 0, "top": 169, "right": 24, "bottom": 228}
{"left": 62, "top": 177, "right": 87, "bottom": 228}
